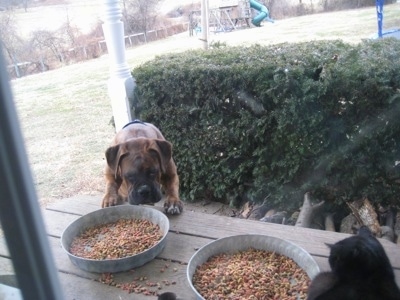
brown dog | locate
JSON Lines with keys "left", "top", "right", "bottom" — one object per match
{"left": 101, "top": 120, "right": 183, "bottom": 215}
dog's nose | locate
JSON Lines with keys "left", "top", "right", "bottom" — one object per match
{"left": 138, "top": 185, "right": 150, "bottom": 198}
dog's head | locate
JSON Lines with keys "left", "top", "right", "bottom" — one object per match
{"left": 105, "top": 137, "right": 172, "bottom": 205}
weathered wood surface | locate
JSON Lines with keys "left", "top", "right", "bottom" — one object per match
{"left": 0, "top": 195, "right": 399, "bottom": 300}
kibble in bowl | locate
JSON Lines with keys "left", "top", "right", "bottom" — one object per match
{"left": 187, "top": 234, "right": 320, "bottom": 300}
{"left": 61, "top": 205, "right": 169, "bottom": 273}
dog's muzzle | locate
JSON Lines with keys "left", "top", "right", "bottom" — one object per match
{"left": 138, "top": 185, "right": 151, "bottom": 198}
{"left": 129, "top": 184, "right": 162, "bottom": 205}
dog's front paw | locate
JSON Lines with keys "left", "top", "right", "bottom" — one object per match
{"left": 101, "top": 194, "right": 120, "bottom": 208}
{"left": 164, "top": 199, "right": 183, "bottom": 215}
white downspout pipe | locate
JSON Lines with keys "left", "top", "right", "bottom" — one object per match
{"left": 201, "top": 0, "right": 209, "bottom": 50}
{"left": 101, "top": 0, "right": 134, "bottom": 131}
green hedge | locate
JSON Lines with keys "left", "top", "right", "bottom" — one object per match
{"left": 132, "top": 39, "right": 400, "bottom": 212}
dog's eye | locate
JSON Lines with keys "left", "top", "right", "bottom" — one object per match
{"left": 125, "top": 173, "right": 136, "bottom": 182}
{"left": 148, "top": 169, "right": 158, "bottom": 178}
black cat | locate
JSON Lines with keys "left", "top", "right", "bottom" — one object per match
{"left": 308, "top": 226, "right": 400, "bottom": 300}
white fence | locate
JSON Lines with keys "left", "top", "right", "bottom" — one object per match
{"left": 98, "top": 23, "right": 189, "bottom": 53}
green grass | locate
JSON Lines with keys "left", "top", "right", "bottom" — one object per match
{"left": 10, "top": 3, "right": 400, "bottom": 206}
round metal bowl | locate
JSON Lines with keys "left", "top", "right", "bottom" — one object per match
{"left": 61, "top": 205, "right": 169, "bottom": 273}
{"left": 187, "top": 234, "right": 320, "bottom": 300}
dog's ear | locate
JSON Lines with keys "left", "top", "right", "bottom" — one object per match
{"left": 149, "top": 140, "right": 172, "bottom": 173}
{"left": 105, "top": 144, "right": 129, "bottom": 179}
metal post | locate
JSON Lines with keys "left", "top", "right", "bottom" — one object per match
{"left": 101, "top": 0, "right": 134, "bottom": 131}
{"left": 0, "top": 43, "right": 64, "bottom": 300}
{"left": 201, "top": 0, "right": 209, "bottom": 50}
{"left": 376, "top": 0, "right": 384, "bottom": 38}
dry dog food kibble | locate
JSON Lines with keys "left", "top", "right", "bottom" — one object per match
{"left": 70, "top": 219, "right": 162, "bottom": 260}
{"left": 192, "top": 248, "right": 310, "bottom": 300}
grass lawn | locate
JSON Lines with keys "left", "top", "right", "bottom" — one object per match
{"left": 10, "top": 3, "right": 400, "bottom": 206}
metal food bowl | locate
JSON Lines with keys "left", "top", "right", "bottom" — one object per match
{"left": 61, "top": 205, "right": 169, "bottom": 273}
{"left": 187, "top": 234, "right": 320, "bottom": 300}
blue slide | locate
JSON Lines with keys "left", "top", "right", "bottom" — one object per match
{"left": 249, "top": 0, "right": 274, "bottom": 27}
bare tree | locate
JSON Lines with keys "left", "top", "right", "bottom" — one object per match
{"left": 30, "top": 30, "right": 66, "bottom": 63}
{"left": 0, "top": 0, "right": 30, "bottom": 11}
{"left": 59, "top": 7, "right": 82, "bottom": 47}
{"left": 0, "top": 11, "right": 25, "bottom": 75}
{"left": 23, "top": 0, "right": 28, "bottom": 12}
{"left": 122, "top": 0, "right": 160, "bottom": 35}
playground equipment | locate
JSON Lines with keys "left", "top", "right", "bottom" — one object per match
{"left": 249, "top": 0, "right": 274, "bottom": 27}
{"left": 189, "top": 0, "right": 273, "bottom": 34}
{"left": 375, "top": 0, "right": 400, "bottom": 39}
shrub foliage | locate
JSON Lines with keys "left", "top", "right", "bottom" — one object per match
{"left": 132, "top": 39, "right": 400, "bottom": 211}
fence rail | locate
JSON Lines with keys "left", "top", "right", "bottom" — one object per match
{"left": 7, "top": 22, "right": 189, "bottom": 79}
{"left": 98, "top": 23, "right": 189, "bottom": 54}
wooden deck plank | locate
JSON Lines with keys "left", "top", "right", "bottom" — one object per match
{"left": 50, "top": 234, "right": 195, "bottom": 299}
{"left": 43, "top": 201, "right": 400, "bottom": 270}
{"left": 46, "top": 195, "right": 100, "bottom": 214}
{"left": 45, "top": 201, "right": 341, "bottom": 251}
{"left": 57, "top": 272, "right": 162, "bottom": 300}
{"left": 0, "top": 256, "right": 14, "bottom": 276}
{"left": 59, "top": 273, "right": 195, "bottom": 300}
{"left": 47, "top": 232, "right": 211, "bottom": 276}
{"left": 43, "top": 208, "right": 336, "bottom": 263}
{"left": 0, "top": 238, "right": 10, "bottom": 257}
{"left": 40, "top": 195, "right": 400, "bottom": 298}
{"left": 42, "top": 209, "right": 81, "bottom": 237}
{"left": 105, "top": 259, "right": 193, "bottom": 299}
{"left": 42, "top": 209, "right": 213, "bottom": 263}
{"left": 59, "top": 258, "right": 194, "bottom": 300}
{"left": 170, "top": 210, "right": 400, "bottom": 266}
{"left": 2, "top": 251, "right": 400, "bottom": 298}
